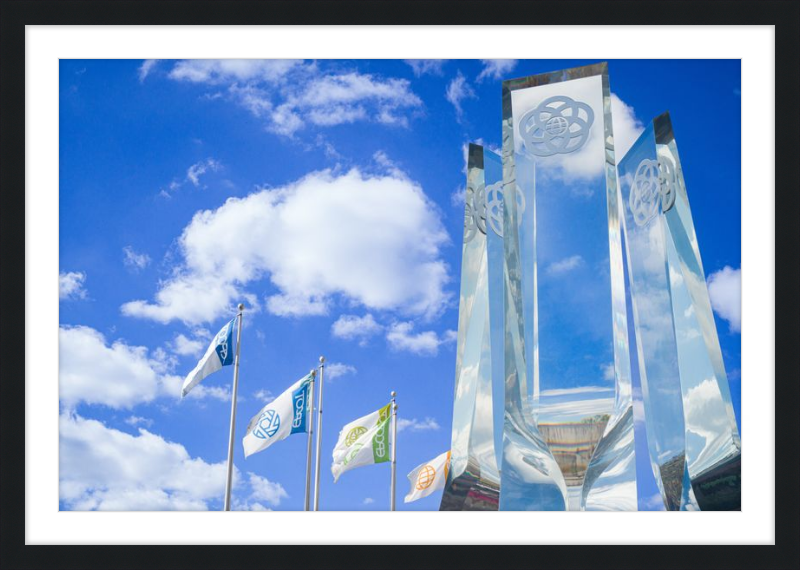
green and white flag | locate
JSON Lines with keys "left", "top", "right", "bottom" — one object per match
{"left": 242, "top": 373, "right": 313, "bottom": 458}
{"left": 331, "top": 403, "right": 391, "bottom": 482}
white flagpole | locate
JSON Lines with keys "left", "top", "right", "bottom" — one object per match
{"left": 223, "top": 303, "right": 245, "bottom": 511}
{"left": 390, "top": 391, "right": 397, "bottom": 512}
{"left": 304, "top": 369, "right": 316, "bottom": 511}
{"left": 312, "top": 355, "right": 325, "bottom": 511}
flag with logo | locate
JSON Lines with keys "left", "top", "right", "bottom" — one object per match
{"left": 404, "top": 450, "right": 451, "bottom": 503}
{"left": 331, "top": 403, "right": 392, "bottom": 482}
{"left": 181, "top": 318, "right": 236, "bottom": 397}
{"left": 242, "top": 373, "right": 314, "bottom": 458}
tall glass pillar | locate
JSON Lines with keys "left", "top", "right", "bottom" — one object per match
{"left": 618, "top": 112, "right": 741, "bottom": 510}
{"left": 500, "top": 62, "right": 636, "bottom": 510}
{"left": 440, "top": 144, "right": 503, "bottom": 510}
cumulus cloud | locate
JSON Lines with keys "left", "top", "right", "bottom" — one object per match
{"left": 163, "top": 60, "right": 423, "bottom": 137}
{"left": 404, "top": 60, "right": 447, "bottom": 76}
{"left": 171, "top": 333, "right": 205, "bottom": 357}
{"left": 60, "top": 413, "right": 285, "bottom": 511}
{"left": 397, "top": 417, "right": 440, "bottom": 433}
{"left": 545, "top": 255, "right": 584, "bottom": 276}
{"left": 247, "top": 473, "right": 288, "bottom": 507}
{"left": 59, "top": 271, "right": 87, "bottom": 300}
{"left": 385, "top": 322, "right": 456, "bottom": 356}
{"left": 253, "top": 389, "right": 275, "bottom": 404}
{"left": 60, "top": 412, "right": 230, "bottom": 510}
{"left": 123, "top": 246, "right": 151, "bottom": 272}
{"left": 611, "top": 94, "right": 645, "bottom": 159}
{"left": 326, "top": 362, "right": 357, "bottom": 381}
{"left": 476, "top": 59, "right": 518, "bottom": 82}
{"left": 124, "top": 415, "right": 154, "bottom": 428}
{"left": 59, "top": 325, "right": 228, "bottom": 409}
{"left": 331, "top": 314, "right": 383, "bottom": 345}
{"left": 445, "top": 72, "right": 476, "bottom": 119}
{"left": 707, "top": 266, "right": 741, "bottom": 332}
{"left": 123, "top": 168, "right": 450, "bottom": 325}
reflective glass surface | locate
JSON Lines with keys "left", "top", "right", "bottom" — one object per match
{"left": 618, "top": 112, "right": 741, "bottom": 510}
{"left": 500, "top": 63, "right": 637, "bottom": 510}
{"left": 440, "top": 144, "right": 502, "bottom": 510}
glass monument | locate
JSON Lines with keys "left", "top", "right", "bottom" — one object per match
{"left": 618, "top": 112, "right": 741, "bottom": 510}
{"left": 500, "top": 62, "right": 637, "bottom": 510}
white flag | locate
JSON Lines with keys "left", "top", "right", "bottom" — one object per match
{"left": 404, "top": 451, "right": 451, "bottom": 503}
{"left": 181, "top": 318, "right": 236, "bottom": 397}
{"left": 242, "top": 373, "right": 313, "bottom": 458}
{"left": 331, "top": 404, "right": 392, "bottom": 482}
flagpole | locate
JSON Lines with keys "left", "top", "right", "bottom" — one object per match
{"left": 390, "top": 391, "right": 397, "bottom": 512}
{"left": 223, "top": 303, "right": 244, "bottom": 511}
{"left": 304, "top": 369, "right": 316, "bottom": 511}
{"left": 312, "top": 355, "right": 325, "bottom": 511}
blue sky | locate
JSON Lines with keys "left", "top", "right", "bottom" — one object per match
{"left": 58, "top": 59, "right": 741, "bottom": 511}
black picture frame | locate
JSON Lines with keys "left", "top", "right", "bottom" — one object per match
{"left": 1, "top": 1, "right": 798, "bottom": 569}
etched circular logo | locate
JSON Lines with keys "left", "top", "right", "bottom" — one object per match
{"left": 463, "top": 181, "right": 487, "bottom": 242}
{"left": 519, "top": 95, "right": 594, "bottom": 157}
{"left": 345, "top": 426, "right": 367, "bottom": 447}
{"left": 253, "top": 409, "right": 281, "bottom": 439}
{"left": 629, "top": 157, "right": 678, "bottom": 227}
{"left": 416, "top": 465, "right": 436, "bottom": 490}
{"left": 486, "top": 182, "right": 526, "bottom": 237}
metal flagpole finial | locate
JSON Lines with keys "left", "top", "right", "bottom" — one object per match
{"left": 310, "top": 369, "right": 316, "bottom": 377}
{"left": 391, "top": 391, "right": 396, "bottom": 398}
{"left": 319, "top": 355, "right": 325, "bottom": 365}
{"left": 237, "top": 303, "right": 245, "bottom": 311}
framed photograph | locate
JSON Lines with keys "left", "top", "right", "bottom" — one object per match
{"left": 2, "top": 1, "right": 798, "bottom": 569}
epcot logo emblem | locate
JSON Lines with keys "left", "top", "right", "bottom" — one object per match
{"left": 629, "top": 157, "right": 678, "bottom": 227}
{"left": 519, "top": 95, "right": 594, "bottom": 157}
{"left": 253, "top": 409, "right": 281, "bottom": 439}
{"left": 464, "top": 181, "right": 525, "bottom": 241}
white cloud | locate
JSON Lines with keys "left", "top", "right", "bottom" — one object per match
{"left": 326, "top": 362, "right": 357, "bottom": 381}
{"left": 138, "top": 59, "right": 159, "bottom": 82}
{"left": 601, "top": 363, "right": 615, "bottom": 382}
{"left": 59, "top": 325, "right": 228, "bottom": 409}
{"left": 123, "top": 246, "right": 151, "bottom": 272}
{"left": 404, "top": 60, "right": 446, "bottom": 76}
{"left": 385, "top": 322, "right": 455, "bottom": 356}
{"left": 707, "top": 266, "right": 741, "bottom": 332}
{"left": 124, "top": 415, "right": 154, "bottom": 428}
{"left": 59, "top": 271, "right": 87, "bottom": 300}
{"left": 60, "top": 412, "right": 231, "bottom": 510}
{"left": 545, "top": 255, "right": 584, "bottom": 276}
{"left": 171, "top": 333, "right": 205, "bottom": 357}
{"left": 186, "top": 158, "right": 222, "bottom": 187}
{"left": 169, "top": 59, "right": 304, "bottom": 84}
{"left": 164, "top": 61, "right": 423, "bottom": 137}
{"left": 611, "top": 94, "right": 645, "bottom": 159}
{"left": 641, "top": 492, "right": 666, "bottom": 511}
{"left": 539, "top": 386, "right": 614, "bottom": 398}
{"left": 362, "top": 497, "right": 375, "bottom": 505}
{"left": 247, "top": 473, "right": 288, "bottom": 507}
{"left": 397, "top": 417, "right": 440, "bottom": 432}
{"left": 253, "top": 389, "right": 275, "bottom": 404}
{"left": 123, "top": 168, "right": 450, "bottom": 325}
{"left": 445, "top": 72, "right": 476, "bottom": 119}
{"left": 476, "top": 59, "right": 518, "bottom": 82}
{"left": 331, "top": 314, "right": 383, "bottom": 345}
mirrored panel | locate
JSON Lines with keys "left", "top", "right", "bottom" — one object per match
{"left": 440, "top": 144, "right": 502, "bottom": 510}
{"left": 618, "top": 112, "right": 741, "bottom": 510}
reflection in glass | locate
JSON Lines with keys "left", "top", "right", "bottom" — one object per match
{"left": 501, "top": 63, "right": 636, "bottom": 510}
{"left": 619, "top": 112, "right": 741, "bottom": 510}
{"left": 440, "top": 144, "right": 502, "bottom": 510}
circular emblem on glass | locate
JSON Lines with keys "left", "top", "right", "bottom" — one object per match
{"left": 519, "top": 95, "right": 594, "bottom": 157}
{"left": 253, "top": 409, "right": 281, "bottom": 439}
{"left": 415, "top": 464, "right": 436, "bottom": 490}
{"left": 630, "top": 157, "right": 678, "bottom": 227}
{"left": 463, "top": 181, "right": 487, "bottom": 242}
{"left": 345, "top": 426, "right": 367, "bottom": 447}
{"left": 486, "top": 182, "right": 526, "bottom": 237}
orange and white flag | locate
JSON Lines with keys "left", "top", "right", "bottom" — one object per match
{"left": 404, "top": 450, "right": 450, "bottom": 503}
